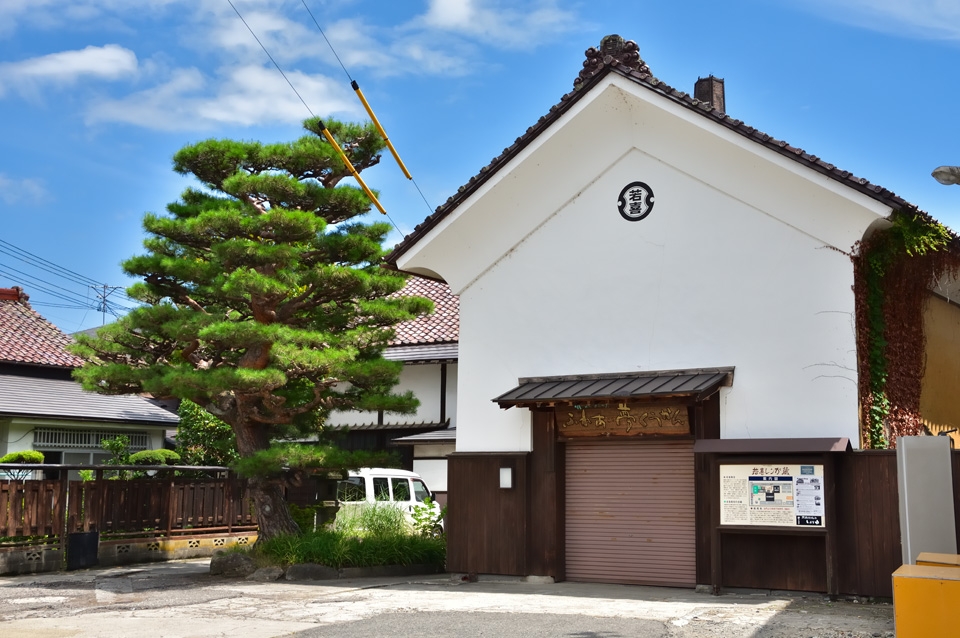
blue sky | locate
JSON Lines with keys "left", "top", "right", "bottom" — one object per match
{"left": 2, "top": 0, "right": 960, "bottom": 332}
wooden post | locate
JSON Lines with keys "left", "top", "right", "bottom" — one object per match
{"left": 93, "top": 469, "right": 104, "bottom": 533}
{"left": 824, "top": 452, "right": 839, "bottom": 598}
{"left": 165, "top": 476, "right": 176, "bottom": 538}
{"left": 226, "top": 472, "right": 234, "bottom": 535}
{"left": 58, "top": 470, "right": 69, "bottom": 554}
{"left": 709, "top": 454, "right": 722, "bottom": 595}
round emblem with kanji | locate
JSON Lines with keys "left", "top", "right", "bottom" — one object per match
{"left": 617, "top": 181, "right": 655, "bottom": 222}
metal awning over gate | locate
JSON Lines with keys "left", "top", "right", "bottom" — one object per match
{"left": 493, "top": 367, "right": 734, "bottom": 408}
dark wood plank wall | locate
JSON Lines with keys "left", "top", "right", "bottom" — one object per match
{"left": 446, "top": 453, "right": 528, "bottom": 575}
{"left": 835, "top": 451, "right": 901, "bottom": 598}
{"left": 721, "top": 532, "right": 827, "bottom": 591}
{"left": 697, "top": 450, "right": 960, "bottom": 598}
{"left": 443, "top": 402, "right": 956, "bottom": 593}
{"left": 694, "top": 393, "right": 721, "bottom": 584}
{"left": 527, "top": 409, "right": 564, "bottom": 580}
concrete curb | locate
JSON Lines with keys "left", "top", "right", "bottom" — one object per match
{"left": 283, "top": 562, "right": 444, "bottom": 581}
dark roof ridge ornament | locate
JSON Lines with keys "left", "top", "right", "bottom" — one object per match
{"left": 574, "top": 34, "right": 648, "bottom": 90}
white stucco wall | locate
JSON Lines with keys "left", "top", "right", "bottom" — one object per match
{"left": 412, "top": 458, "right": 450, "bottom": 492}
{"left": 326, "top": 363, "right": 458, "bottom": 428}
{"left": 1, "top": 418, "right": 166, "bottom": 456}
{"left": 399, "top": 76, "right": 890, "bottom": 453}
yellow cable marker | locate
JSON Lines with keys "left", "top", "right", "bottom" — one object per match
{"left": 317, "top": 120, "right": 386, "bottom": 215}
{"left": 352, "top": 81, "right": 412, "bottom": 180}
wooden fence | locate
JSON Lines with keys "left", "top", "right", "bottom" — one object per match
{"left": 1, "top": 466, "right": 257, "bottom": 547}
{"left": 707, "top": 449, "right": 959, "bottom": 598}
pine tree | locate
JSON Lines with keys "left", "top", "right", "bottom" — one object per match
{"left": 71, "top": 118, "right": 431, "bottom": 540}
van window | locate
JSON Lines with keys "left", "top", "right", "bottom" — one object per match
{"left": 373, "top": 477, "right": 390, "bottom": 501}
{"left": 412, "top": 479, "right": 431, "bottom": 503}
{"left": 337, "top": 477, "right": 365, "bottom": 502}
{"left": 391, "top": 478, "right": 410, "bottom": 502}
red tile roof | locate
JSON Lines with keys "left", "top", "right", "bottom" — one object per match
{"left": 391, "top": 277, "right": 459, "bottom": 345}
{"left": 0, "top": 287, "right": 84, "bottom": 368}
{"left": 387, "top": 35, "right": 946, "bottom": 266}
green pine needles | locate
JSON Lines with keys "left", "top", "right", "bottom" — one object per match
{"left": 69, "top": 118, "right": 433, "bottom": 540}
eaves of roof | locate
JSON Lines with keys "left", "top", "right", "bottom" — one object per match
{"left": 386, "top": 43, "right": 950, "bottom": 267}
{"left": 0, "top": 374, "right": 179, "bottom": 426}
{"left": 392, "top": 428, "right": 457, "bottom": 445}
{"left": 493, "top": 367, "right": 734, "bottom": 408}
{"left": 326, "top": 420, "right": 450, "bottom": 432}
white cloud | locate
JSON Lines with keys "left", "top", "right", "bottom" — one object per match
{"left": 421, "top": 0, "right": 579, "bottom": 49}
{"left": 0, "top": 45, "right": 138, "bottom": 97}
{"left": 86, "top": 65, "right": 360, "bottom": 131}
{"left": 0, "top": 174, "right": 50, "bottom": 205}
{"left": 0, "top": 0, "right": 583, "bottom": 132}
{"left": 0, "top": 0, "right": 181, "bottom": 36}
{"left": 794, "top": 0, "right": 960, "bottom": 40}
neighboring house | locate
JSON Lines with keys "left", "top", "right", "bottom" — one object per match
{"left": 386, "top": 35, "right": 960, "bottom": 587}
{"left": 0, "top": 287, "right": 177, "bottom": 477}
{"left": 325, "top": 276, "right": 458, "bottom": 500}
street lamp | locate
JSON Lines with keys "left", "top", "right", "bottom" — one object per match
{"left": 932, "top": 165, "right": 960, "bottom": 185}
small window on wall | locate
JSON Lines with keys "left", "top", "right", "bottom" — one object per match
{"left": 391, "top": 478, "right": 410, "bottom": 502}
{"left": 373, "top": 477, "right": 390, "bottom": 501}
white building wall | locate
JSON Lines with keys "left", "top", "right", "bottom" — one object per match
{"left": 402, "top": 77, "right": 889, "bottom": 453}
{"left": 2, "top": 419, "right": 166, "bottom": 455}
{"left": 412, "top": 458, "right": 451, "bottom": 492}
{"left": 4, "top": 421, "right": 36, "bottom": 455}
{"left": 326, "top": 363, "right": 457, "bottom": 428}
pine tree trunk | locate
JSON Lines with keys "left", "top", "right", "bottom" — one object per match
{"left": 232, "top": 410, "right": 301, "bottom": 542}
{"left": 248, "top": 477, "right": 301, "bottom": 541}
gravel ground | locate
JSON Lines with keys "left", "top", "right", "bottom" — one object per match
{"left": 0, "top": 559, "right": 895, "bottom": 638}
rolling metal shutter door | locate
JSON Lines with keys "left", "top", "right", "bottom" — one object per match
{"left": 565, "top": 439, "right": 696, "bottom": 586}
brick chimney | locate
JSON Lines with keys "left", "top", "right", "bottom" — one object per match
{"left": 694, "top": 76, "right": 725, "bottom": 114}
{"left": 0, "top": 286, "right": 29, "bottom": 303}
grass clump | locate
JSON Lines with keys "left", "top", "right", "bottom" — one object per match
{"left": 256, "top": 503, "right": 445, "bottom": 569}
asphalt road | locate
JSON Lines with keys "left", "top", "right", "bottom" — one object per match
{"left": 0, "top": 559, "right": 895, "bottom": 638}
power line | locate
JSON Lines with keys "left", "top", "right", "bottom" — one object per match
{"left": 226, "top": 0, "right": 411, "bottom": 236}
{"left": 0, "top": 239, "right": 101, "bottom": 287}
{"left": 300, "top": 0, "right": 435, "bottom": 216}
{"left": 226, "top": 0, "right": 316, "bottom": 119}
{"left": 0, "top": 261, "right": 97, "bottom": 304}
{"left": 300, "top": 0, "right": 352, "bottom": 83}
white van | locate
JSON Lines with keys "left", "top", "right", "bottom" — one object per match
{"left": 336, "top": 467, "right": 443, "bottom": 531}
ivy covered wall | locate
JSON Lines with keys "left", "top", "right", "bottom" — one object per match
{"left": 852, "top": 211, "right": 960, "bottom": 448}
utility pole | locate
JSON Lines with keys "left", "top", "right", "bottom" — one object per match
{"left": 90, "top": 284, "right": 122, "bottom": 325}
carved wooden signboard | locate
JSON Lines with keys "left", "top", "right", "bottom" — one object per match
{"left": 559, "top": 402, "right": 689, "bottom": 437}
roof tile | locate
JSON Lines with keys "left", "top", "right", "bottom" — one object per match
{"left": 389, "top": 277, "right": 459, "bottom": 345}
{"left": 0, "top": 288, "right": 83, "bottom": 368}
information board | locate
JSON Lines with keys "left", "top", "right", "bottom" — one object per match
{"left": 720, "top": 464, "right": 825, "bottom": 528}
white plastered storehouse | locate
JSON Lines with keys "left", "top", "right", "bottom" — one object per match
{"left": 385, "top": 36, "right": 954, "bottom": 587}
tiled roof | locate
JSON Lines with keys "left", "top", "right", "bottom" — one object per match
{"left": 387, "top": 35, "right": 946, "bottom": 266}
{"left": 0, "top": 287, "right": 83, "bottom": 368}
{"left": 0, "top": 374, "right": 179, "bottom": 425}
{"left": 390, "top": 277, "right": 459, "bottom": 345}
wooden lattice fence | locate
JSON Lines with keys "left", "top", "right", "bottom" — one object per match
{"left": 0, "top": 465, "right": 257, "bottom": 547}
